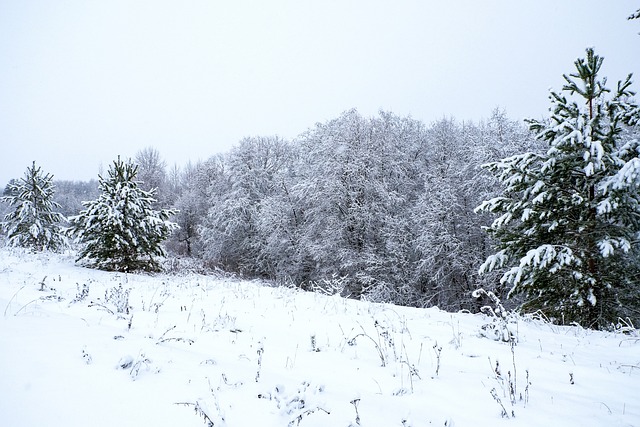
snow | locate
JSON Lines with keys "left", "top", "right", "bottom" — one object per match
{"left": 1, "top": 248, "right": 639, "bottom": 426}
{"left": 604, "top": 158, "right": 640, "bottom": 190}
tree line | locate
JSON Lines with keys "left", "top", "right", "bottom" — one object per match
{"left": 1, "top": 109, "right": 534, "bottom": 312}
{"left": 2, "top": 49, "right": 639, "bottom": 329}
{"left": 182, "top": 109, "right": 536, "bottom": 313}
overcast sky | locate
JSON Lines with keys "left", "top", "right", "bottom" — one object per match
{"left": 1, "top": 1, "right": 638, "bottom": 187}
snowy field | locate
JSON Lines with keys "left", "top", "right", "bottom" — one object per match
{"left": 0, "top": 248, "right": 638, "bottom": 427}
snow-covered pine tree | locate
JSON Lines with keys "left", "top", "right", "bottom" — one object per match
{"left": 476, "top": 48, "right": 640, "bottom": 329}
{"left": 1, "top": 161, "right": 67, "bottom": 251}
{"left": 69, "top": 156, "right": 178, "bottom": 272}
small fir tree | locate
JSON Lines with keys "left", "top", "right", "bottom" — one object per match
{"left": 1, "top": 162, "right": 67, "bottom": 251}
{"left": 476, "top": 48, "right": 640, "bottom": 329}
{"left": 69, "top": 156, "right": 178, "bottom": 272}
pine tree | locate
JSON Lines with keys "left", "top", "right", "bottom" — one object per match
{"left": 1, "top": 162, "right": 67, "bottom": 251}
{"left": 476, "top": 48, "right": 640, "bottom": 329}
{"left": 69, "top": 157, "right": 178, "bottom": 272}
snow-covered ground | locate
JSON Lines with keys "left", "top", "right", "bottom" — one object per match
{"left": 0, "top": 248, "right": 638, "bottom": 427}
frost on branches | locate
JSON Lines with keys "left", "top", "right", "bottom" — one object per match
{"left": 1, "top": 161, "right": 67, "bottom": 251}
{"left": 476, "top": 48, "right": 640, "bottom": 329}
{"left": 69, "top": 157, "right": 178, "bottom": 272}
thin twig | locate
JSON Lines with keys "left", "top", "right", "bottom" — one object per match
{"left": 4, "top": 285, "right": 26, "bottom": 317}
{"left": 14, "top": 299, "right": 40, "bottom": 316}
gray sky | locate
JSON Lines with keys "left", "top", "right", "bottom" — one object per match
{"left": 1, "top": 0, "right": 638, "bottom": 187}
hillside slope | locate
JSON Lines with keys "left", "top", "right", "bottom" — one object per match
{"left": 0, "top": 248, "right": 638, "bottom": 426}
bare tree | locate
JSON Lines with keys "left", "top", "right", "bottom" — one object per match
{"left": 134, "top": 147, "right": 167, "bottom": 204}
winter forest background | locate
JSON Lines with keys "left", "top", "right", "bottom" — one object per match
{"left": 1, "top": 109, "right": 533, "bottom": 308}
{"left": 2, "top": 40, "right": 640, "bottom": 331}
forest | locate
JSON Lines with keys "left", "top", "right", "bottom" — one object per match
{"left": 0, "top": 109, "right": 535, "bottom": 310}
{"left": 2, "top": 48, "right": 640, "bottom": 329}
